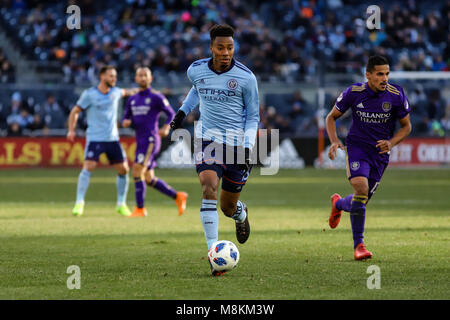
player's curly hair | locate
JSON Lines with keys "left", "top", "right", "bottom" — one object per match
{"left": 366, "top": 55, "right": 389, "bottom": 72}
{"left": 209, "top": 24, "right": 234, "bottom": 43}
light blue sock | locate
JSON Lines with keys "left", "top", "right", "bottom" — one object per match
{"left": 200, "top": 199, "right": 219, "bottom": 250}
{"left": 76, "top": 169, "right": 91, "bottom": 203}
{"left": 231, "top": 200, "right": 247, "bottom": 223}
{"left": 116, "top": 174, "right": 129, "bottom": 205}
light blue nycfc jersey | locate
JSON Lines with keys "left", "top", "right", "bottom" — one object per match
{"left": 76, "top": 86, "right": 123, "bottom": 142}
{"left": 180, "top": 58, "right": 260, "bottom": 149}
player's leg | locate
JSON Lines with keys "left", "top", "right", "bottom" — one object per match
{"left": 108, "top": 141, "right": 131, "bottom": 216}
{"left": 112, "top": 160, "right": 131, "bottom": 216}
{"left": 130, "top": 162, "right": 148, "bottom": 217}
{"left": 220, "top": 160, "right": 252, "bottom": 244}
{"left": 73, "top": 141, "right": 102, "bottom": 216}
{"left": 145, "top": 169, "right": 188, "bottom": 216}
{"left": 349, "top": 176, "right": 372, "bottom": 260}
{"left": 72, "top": 159, "right": 97, "bottom": 216}
{"left": 198, "top": 169, "right": 221, "bottom": 250}
{"left": 220, "top": 189, "right": 249, "bottom": 244}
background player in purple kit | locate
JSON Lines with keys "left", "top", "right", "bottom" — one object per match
{"left": 325, "top": 55, "right": 412, "bottom": 260}
{"left": 122, "top": 67, "right": 188, "bottom": 217}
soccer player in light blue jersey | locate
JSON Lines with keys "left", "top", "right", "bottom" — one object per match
{"left": 170, "top": 24, "right": 260, "bottom": 276}
{"left": 67, "top": 65, "right": 138, "bottom": 217}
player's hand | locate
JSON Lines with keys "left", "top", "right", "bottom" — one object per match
{"left": 158, "top": 124, "right": 170, "bottom": 138}
{"left": 376, "top": 140, "right": 392, "bottom": 154}
{"left": 238, "top": 148, "right": 251, "bottom": 172}
{"left": 170, "top": 110, "right": 186, "bottom": 130}
{"left": 122, "top": 119, "right": 132, "bottom": 128}
{"left": 66, "top": 130, "right": 76, "bottom": 142}
{"left": 328, "top": 141, "right": 343, "bottom": 160}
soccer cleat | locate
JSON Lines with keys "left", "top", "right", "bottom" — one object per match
{"left": 72, "top": 202, "right": 84, "bottom": 216}
{"left": 354, "top": 243, "right": 373, "bottom": 260}
{"left": 235, "top": 203, "right": 250, "bottom": 244}
{"left": 175, "top": 191, "right": 188, "bottom": 216}
{"left": 116, "top": 204, "right": 132, "bottom": 217}
{"left": 329, "top": 193, "right": 343, "bottom": 229}
{"left": 130, "top": 207, "right": 148, "bottom": 217}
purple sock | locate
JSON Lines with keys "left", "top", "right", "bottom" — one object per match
{"left": 149, "top": 178, "right": 177, "bottom": 199}
{"left": 134, "top": 178, "right": 146, "bottom": 208}
{"left": 350, "top": 195, "right": 368, "bottom": 249}
{"left": 336, "top": 194, "right": 353, "bottom": 212}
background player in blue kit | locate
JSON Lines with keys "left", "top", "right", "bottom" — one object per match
{"left": 67, "top": 65, "right": 138, "bottom": 217}
{"left": 170, "top": 24, "right": 260, "bottom": 276}
{"left": 326, "top": 55, "right": 412, "bottom": 260}
{"left": 122, "top": 67, "right": 188, "bottom": 217}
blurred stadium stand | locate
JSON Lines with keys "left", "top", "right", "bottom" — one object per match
{"left": 0, "top": 0, "right": 449, "bottom": 139}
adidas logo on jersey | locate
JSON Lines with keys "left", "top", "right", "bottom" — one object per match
{"left": 357, "top": 102, "right": 364, "bottom": 108}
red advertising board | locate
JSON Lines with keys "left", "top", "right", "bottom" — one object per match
{"left": 389, "top": 137, "right": 450, "bottom": 166}
{"left": 0, "top": 137, "right": 136, "bottom": 168}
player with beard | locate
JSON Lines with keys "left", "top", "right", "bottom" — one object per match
{"left": 122, "top": 67, "right": 188, "bottom": 217}
{"left": 67, "top": 65, "right": 138, "bottom": 217}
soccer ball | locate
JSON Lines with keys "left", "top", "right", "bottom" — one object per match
{"left": 208, "top": 240, "right": 240, "bottom": 272}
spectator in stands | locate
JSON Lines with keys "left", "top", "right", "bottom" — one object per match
{"left": 43, "top": 94, "right": 66, "bottom": 129}
{"left": 27, "top": 113, "right": 47, "bottom": 132}
{"left": 7, "top": 121, "right": 22, "bottom": 136}
{"left": 0, "top": 60, "right": 15, "bottom": 83}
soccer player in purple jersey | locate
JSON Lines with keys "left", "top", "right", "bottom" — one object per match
{"left": 122, "top": 67, "right": 188, "bottom": 217}
{"left": 325, "top": 55, "right": 412, "bottom": 260}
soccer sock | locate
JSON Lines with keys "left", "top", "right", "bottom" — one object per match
{"left": 134, "top": 177, "right": 146, "bottom": 208}
{"left": 200, "top": 199, "right": 219, "bottom": 250}
{"left": 350, "top": 195, "right": 368, "bottom": 249}
{"left": 76, "top": 169, "right": 91, "bottom": 203}
{"left": 148, "top": 178, "right": 177, "bottom": 199}
{"left": 231, "top": 200, "right": 247, "bottom": 223}
{"left": 336, "top": 194, "right": 353, "bottom": 212}
{"left": 116, "top": 174, "right": 129, "bottom": 206}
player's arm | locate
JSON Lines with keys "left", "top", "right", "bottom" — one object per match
{"left": 67, "top": 105, "right": 83, "bottom": 142}
{"left": 170, "top": 86, "right": 199, "bottom": 130}
{"left": 159, "top": 96, "right": 175, "bottom": 137}
{"left": 376, "top": 114, "right": 412, "bottom": 154}
{"left": 122, "top": 88, "right": 139, "bottom": 97}
{"left": 241, "top": 74, "right": 260, "bottom": 170}
{"left": 325, "top": 106, "right": 344, "bottom": 160}
{"left": 121, "top": 98, "right": 132, "bottom": 128}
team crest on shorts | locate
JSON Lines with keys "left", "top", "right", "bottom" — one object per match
{"left": 227, "top": 79, "right": 238, "bottom": 90}
{"left": 350, "top": 161, "right": 360, "bottom": 171}
{"left": 382, "top": 102, "right": 392, "bottom": 112}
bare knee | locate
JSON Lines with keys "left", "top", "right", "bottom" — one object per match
{"left": 145, "top": 170, "right": 155, "bottom": 184}
{"left": 83, "top": 160, "right": 97, "bottom": 172}
{"left": 115, "top": 162, "right": 129, "bottom": 175}
{"left": 350, "top": 177, "right": 369, "bottom": 196}
{"left": 132, "top": 164, "right": 145, "bottom": 179}
{"left": 202, "top": 183, "right": 218, "bottom": 200}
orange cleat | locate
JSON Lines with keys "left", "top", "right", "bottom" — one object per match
{"left": 175, "top": 192, "right": 188, "bottom": 216}
{"left": 130, "top": 207, "right": 148, "bottom": 217}
{"left": 329, "top": 193, "right": 342, "bottom": 229}
{"left": 354, "top": 243, "right": 373, "bottom": 260}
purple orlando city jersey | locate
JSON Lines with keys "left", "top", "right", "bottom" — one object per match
{"left": 335, "top": 82, "right": 410, "bottom": 154}
{"left": 123, "top": 88, "right": 175, "bottom": 138}
{"left": 123, "top": 88, "right": 175, "bottom": 168}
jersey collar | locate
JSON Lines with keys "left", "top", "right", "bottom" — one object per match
{"left": 208, "top": 58, "right": 235, "bottom": 75}
{"left": 365, "top": 81, "right": 386, "bottom": 97}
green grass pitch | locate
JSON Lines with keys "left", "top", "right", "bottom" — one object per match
{"left": 0, "top": 167, "right": 449, "bottom": 299}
